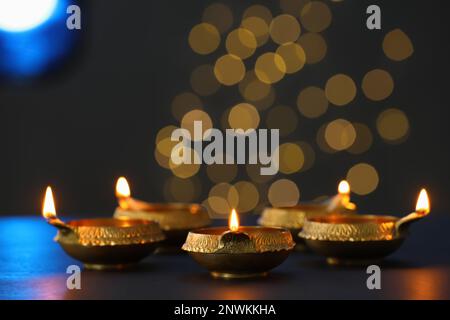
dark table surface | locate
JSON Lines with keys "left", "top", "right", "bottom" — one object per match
{"left": 1, "top": 215, "right": 449, "bottom": 300}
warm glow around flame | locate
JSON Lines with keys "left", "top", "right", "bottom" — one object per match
{"left": 42, "top": 186, "right": 56, "bottom": 219}
{"left": 229, "top": 209, "right": 239, "bottom": 232}
{"left": 338, "top": 180, "right": 350, "bottom": 195}
{"left": 416, "top": 188, "right": 430, "bottom": 214}
{"left": 116, "top": 177, "right": 131, "bottom": 198}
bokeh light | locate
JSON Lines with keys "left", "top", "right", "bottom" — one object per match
{"left": 269, "top": 14, "right": 301, "bottom": 45}
{"left": 241, "top": 16, "right": 269, "bottom": 47}
{"left": 362, "top": 69, "right": 394, "bottom": 101}
{"left": 181, "top": 109, "right": 213, "bottom": 140}
{"left": 297, "top": 32, "right": 327, "bottom": 64}
{"left": 226, "top": 28, "right": 257, "bottom": 59}
{"left": 376, "top": 108, "right": 410, "bottom": 143}
{"left": 243, "top": 5, "right": 273, "bottom": 25}
{"left": 278, "top": 143, "right": 305, "bottom": 174}
{"left": 214, "top": 54, "right": 246, "bottom": 85}
{"left": 325, "top": 74, "right": 357, "bottom": 106}
{"left": 202, "top": 3, "right": 233, "bottom": 34}
{"left": 234, "top": 181, "right": 259, "bottom": 213}
{"left": 266, "top": 105, "right": 298, "bottom": 136}
{"left": 297, "top": 86, "right": 329, "bottom": 118}
{"left": 207, "top": 162, "right": 238, "bottom": 183}
{"left": 275, "top": 43, "right": 306, "bottom": 74}
{"left": 383, "top": 29, "right": 414, "bottom": 61}
{"left": 190, "top": 64, "right": 221, "bottom": 96}
{"left": 346, "top": 163, "right": 379, "bottom": 195}
{"left": 347, "top": 122, "right": 373, "bottom": 154}
{"left": 239, "top": 70, "right": 272, "bottom": 102}
{"left": 268, "top": 179, "right": 300, "bottom": 207}
{"left": 300, "top": 1, "right": 332, "bottom": 32}
{"left": 228, "top": 103, "right": 260, "bottom": 130}
{"left": 255, "top": 52, "right": 286, "bottom": 84}
{"left": 169, "top": 147, "right": 201, "bottom": 178}
{"left": 171, "top": 92, "right": 203, "bottom": 121}
{"left": 280, "top": 0, "right": 311, "bottom": 18}
{"left": 164, "top": 176, "right": 201, "bottom": 202}
{"left": 324, "top": 119, "right": 356, "bottom": 151}
{"left": 188, "top": 23, "right": 220, "bottom": 55}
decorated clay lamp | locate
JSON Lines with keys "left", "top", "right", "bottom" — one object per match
{"left": 42, "top": 186, "right": 165, "bottom": 270}
{"left": 259, "top": 180, "right": 356, "bottom": 248}
{"left": 113, "top": 177, "right": 211, "bottom": 247}
{"left": 299, "top": 189, "right": 430, "bottom": 265}
{"left": 182, "top": 209, "right": 295, "bottom": 279}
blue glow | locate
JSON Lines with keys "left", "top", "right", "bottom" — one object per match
{"left": 0, "top": 0, "right": 79, "bottom": 78}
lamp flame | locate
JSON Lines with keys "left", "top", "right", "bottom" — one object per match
{"left": 415, "top": 188, "right": 430, "bottom": 215}
{"left": 229, "top": 209, "right": 239, "bottom": 232}
{"left": 116, "top": 177, "right": 131, "bottom": 198}
{"left": 338, "top": 180, "right": 350, "bottom": 195}
{"left": 42, "top": 186, "right": 56, "bottom": 220}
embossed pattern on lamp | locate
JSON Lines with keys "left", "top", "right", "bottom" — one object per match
{"left": 183, "top": 209, "right": 295, "bottom": 279}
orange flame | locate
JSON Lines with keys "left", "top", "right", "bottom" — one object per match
{"left": 116, "top": 177, "right": 131, "bottom": 198}
{"left": 415, "top": 188, "right": 430, "bottom": 215}
{"left": 229, "top": 209, "right": 239, "bottom": 232}
{"left": 338, "top": 180, "right": 350, "bottom": 195}
{"left": 42, "top": 186, "right": 57, "bottom": 220}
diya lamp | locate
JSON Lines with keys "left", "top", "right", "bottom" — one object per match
{"left": 113, "top": 177, "right": 211, "bottom": 247}
{"left": 42, "top": 186, "right": 165, "bottom": 270}
{"left": 259, "top": 180, "right": 356, "bottom": 248}
{"left": 182, "top": 209, "right": 295, "bottom": 279}
{"left": 299, "top": 189, "right": 430, "bottom": 265}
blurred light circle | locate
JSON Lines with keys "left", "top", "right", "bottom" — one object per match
{"left": 297, "top": 86, "right": 328, "bottom": 118}
{"left": 202, "top": 2, "right": 233, "bottom": 34}
{"left": 190, "top": 64, "right": 220, "bottom": 96}
{"left": 208, "top": 183, "right": 239, "bottom": 214}
{"left": 376, "top": 108, "right": 410, "bottom": 143}
{"left": 214, "top": 54, "right": 246, "bottom": 86}
{"left": 276, "top": 43, "right": 306, "bottom": 74}
{"left": 266, "top": 105, "right": 298, "bottom": 136}
{"left": 297, "top": 32, "right": 327, "bottom": 64}
{"left": 169, "top": 148, "right": 201, "bottom": 178}
{"left": 0, "top": 0, "right": 58, "bottom": 32}
{"left": 362, "top": 69, "right": 394, "bottom": 101}
{"left": 181, "top": 109, "right": 213, "bottom": 140}
{"left": 234, "top": 181, "right": 259, "bottom": 213}
{"left": 300, "top": 1, "right": 332, "bottom": 32}
{"left": 156, "top": 125, "right": 178, "bottom": 144}
{"left": 383, "top": 29, "right": 414, "bottom": 61}
{"left": 226, "top": 28, "right": 257, "bottom": 59}
{"left": 347, "top": 122, "right": 373, "bottom": 154}
{"left": 316, "top": 123, "right": 337, "bottom": 154}
{"left": 268, "top": 179, "right": 300, "bottom": 207}
{"left": 242, "top": 4, "right": 273, "bottom": 24}
{"left": 241, "top": 16, "right": 269, "bottom": 47}
{"left": 246, "top": 164, "right": 274, "bottom": 184}
{"left": 207, "top": 162, "right": 238, "bottom": 183}
{"left": 278, "top": 143, "right": 305, "bottom": 174}
{"left": 346, "top": 163, "right": 379, "bottom": 195}
{"left": 164, "top": 176, "right": 200, "bottom": 202}
{"left": 325, "top": 119, "right": 356, "bottom": 151}
{"left": 280, "top": 0, "right": 311, "bottom": 18}
{"left": 325, "top": 74, "right": 357, "bottom": 106}
{"left": 297, "top": 141, "right": 315, "bottom": 172}
{"left": 188, "top": 23, "right": 220, "bottom": 55}
{"left": 228, "top": 103, "right": 260, "bottom": 130}
{"left": 239, "top": 71, "right": 271, "bottom": 102}
{"left": 255, "top": 52, "right": 286, "bottom": 84}
{"left": 171, "top": 92, "right": 203, "bottom": 121}
{"left": 269, "top": 14, "right": 301, "bottom": 45}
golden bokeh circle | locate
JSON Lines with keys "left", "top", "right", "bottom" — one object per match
{"left": 376, "top": 108, "right": 410, "bottom": 143}
{"left": 346, "top": 163, "right": 379, "bottom": 195}
{"left": 246, "top": 164, "right": 274, "bottom": 184}
{"left": 269, "top": 14, "right": 301, "bottom": 45}
{"left": 275, "top": 42, "right": 306, "bottom": 74}
{"left": 300, "top": 1, "right": 332, "bottom": 32}
{"left": 190, "top": 64, "right": 221, "bottom": 96}
{"left": 234, "top": 181, "right": 260, "bottom": 213}
{"left": 214, "top": 54, "right": 246, "bottom": 86}
{"left": 297, "top": 86, "right": 328, "bottom": 118}
{"left": 164, "top": 176, "right": 200, "bottom": 202}
{"left": 268, "top": 179, "right": 300, "bottom": 207}
{"left": 278, "top": 143, "right": 305, "bottom": 174}
{"left": 169, "top": 148, "right": 201, "bottom": 179}
{"left": 280, "top": 0, "right": 311, "bottom": 18}
{"left": 208, "top": 183, "right": 239, "bottom": 214}
{"left": 202, "top": 3, "right": 233, "bottom": 34}
{"left": 207, "top": 163, "right": 238, "bottom": 183}
{"left": 243, "top": 5, "right": 272, "bottom": 25}
{"left": 181, "top": 109, "right": 213, "bottom": 140}
{"left": 241, "top": 16, "right": 269, "bottom": 47}
{"left": 297, "top": 32, "right": 327, "bottom": 64}
{"left": 171, "top": 92, "right": 203, "bottom": 121}
{"left": 362, "top": 69, "right": 394, "bottom": 101}
{"left": 383, "top": 29, "right": 414, "bottom": 61}
{"left": 226, "top": 28, "right": 257, "bottom": 60}
{"left": 316, "top": 123, "right": 337, "bottom": 154}
{"left": 239, "top": 71, "right": 272, "bottom": 102}
{"left": 297, "top": 141, "right": 315, "bottom": 172}
{"left": 324, "top": 119, "right": 356, "bottom": 151}
{"left": 255, "top": 52, "right": 286, "bottom": 84}
{"left": 266, "top": 105, "right": 298, "bottom": 136}
{"left": 188, "top": 23, "right": 220, "bottom": 55}
{"left": 347, "top": 122, "right": 373, "bottom": 154}
{"left": 154, "top": 148, "right": 170, "bottom": 169}
{"left": 228, "top": 103, "right": 260, "bottom": 130}
{"left": 156, "top": 125, "right": 177, "bottom": 144}
{"left": 325, "top": 74, "right": 357, "bottom": 106}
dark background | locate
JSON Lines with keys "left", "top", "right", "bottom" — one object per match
{"left": 0, "top": 0, "right": 448, "bottom": 217}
